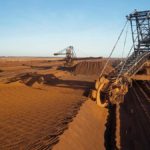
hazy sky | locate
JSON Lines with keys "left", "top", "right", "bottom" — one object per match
{"left": 0, "top": 0, "right": 150, "bottom": 57}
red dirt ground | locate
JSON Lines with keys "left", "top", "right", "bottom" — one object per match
{"left": 0, "top": 58, "right": 108, "bottom": 150}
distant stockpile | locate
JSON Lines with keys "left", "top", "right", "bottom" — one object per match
{"left": 73, "top": 60, "right": 113, "bottom": 75}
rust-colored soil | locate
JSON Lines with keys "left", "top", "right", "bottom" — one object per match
{"left": 73, "top": 60, "right": 113, "bottom": 75}
{"left": 0, "top": 58, "right": 108, "bottom": 150}
{"left": 0, "top": 82, "right": 85, "bottom": 149}
{"left": 1, "top": 57, "right": 149, "bottom": 150}
{"left": 53, "top": 100, "right": 108, "bottom": 150}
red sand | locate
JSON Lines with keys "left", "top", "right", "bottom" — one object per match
{"left": 0, "top": 58, "right": 108, "bottom": 149}
{"left": 74, "top": 60, "right": 113, "bottom": 75}
{"left": 1, "top": 58, "right": 149, "bottom": 149}
{"left": 53, "top": 100, "right": 108, "bottom": 150}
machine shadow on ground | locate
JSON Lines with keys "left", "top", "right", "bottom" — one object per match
{"left": 104, "top": 105, "right": 117, "bottom": 150}
{"left": 120, "top": 81, "right": 150, "bottom": 150}
{"left": 6, "top": 73, "right": 93, "bottom": 96}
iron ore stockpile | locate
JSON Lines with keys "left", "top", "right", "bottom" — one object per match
{"left": 0, "top": 58, "right": 108, "bottom": 150}
{"left": 1, "top": 56, "right": 150, "bottom": 150}
{"left": 74, "top": 60, "right": 113, "bottom": 75}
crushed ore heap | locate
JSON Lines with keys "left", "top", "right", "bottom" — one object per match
{"left": 73, "top": 60, "right": 113, "bottom": 75}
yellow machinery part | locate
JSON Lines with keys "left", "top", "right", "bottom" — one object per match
{"left": 91, "top": 76, "right": 109, "bottom": 107}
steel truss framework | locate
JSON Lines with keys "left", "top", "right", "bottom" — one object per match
{"left": 127, "top": 10, "right": 150, "bottom": 52}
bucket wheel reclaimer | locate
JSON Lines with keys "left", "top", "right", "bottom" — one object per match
{"left": 90, "top": 10, "right": 150, "bottom": 107}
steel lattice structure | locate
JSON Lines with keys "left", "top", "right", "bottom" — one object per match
{"left": 127, "top": 10, "right": 150, "bottom": 52}
{"left": 91, "top": 10, "right": 150, "bottom": 107}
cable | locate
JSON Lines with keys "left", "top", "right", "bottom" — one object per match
{"left": 99, "top": 20, "right": 128, "bottom": 77}
{"left": 117, "top": 45, "right": 134, "bottom": 78}
{"left": 116, "top": 17, "right": 147, "bottom": 78}
{"left": 129, "top": 51, "right": 150, "bottom": 77}
{"left": 117, "top": 35, "right": 138, "bottom": 79}
{"left": 121, "top": 24, "right": 129, "bottom": 60}
{"left": 116, "top": 24, "right": 129, "bottom": 80}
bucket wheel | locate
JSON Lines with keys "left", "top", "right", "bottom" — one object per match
{"left": 91, "top": 76, "right": 109, "bottom": 107}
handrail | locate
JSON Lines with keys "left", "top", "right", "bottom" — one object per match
{"left": 125, "top": 51, "right": 150, "bottom": 76}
